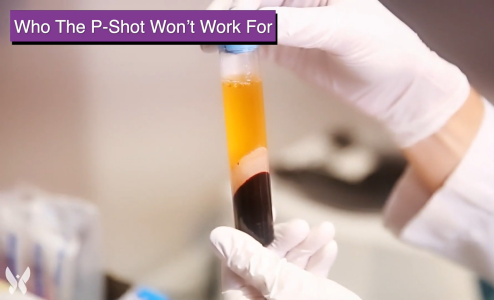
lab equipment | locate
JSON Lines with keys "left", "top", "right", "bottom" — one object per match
{"left": 0, "top": 187, "right": 104, "bottom": 300}
{"left": 218, "top": 44, "right": 274, "bottom": 246}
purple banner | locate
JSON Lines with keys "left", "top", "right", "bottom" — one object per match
{"left": 10, "top": 10, "right": 277, "bottom": 44}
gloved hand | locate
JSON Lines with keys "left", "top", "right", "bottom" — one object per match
{"left": 202, "top": 0, "right": 471, "bottom": 148}
{"left": 210, "top": 219, "right": 362, "bottom": 300}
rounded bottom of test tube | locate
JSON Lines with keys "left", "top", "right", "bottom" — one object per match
{"left": 230, "top": 147, "right": 274, "bottom": 246}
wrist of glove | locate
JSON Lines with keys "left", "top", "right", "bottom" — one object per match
{"left": 201, "top": 0, "right": 471, "bottom": 148}
{"left": 210, "top": 219, "right": 362, "bottom": 300}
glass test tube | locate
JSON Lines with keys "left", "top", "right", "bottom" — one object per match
{"left": 219, "top": 45, "right": 275, "bottom": 246}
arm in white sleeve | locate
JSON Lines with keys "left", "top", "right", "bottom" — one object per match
{"left": 384, "top": 97, "right": 494, "bottom": 285}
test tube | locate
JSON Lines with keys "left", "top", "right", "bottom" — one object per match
{"left": 218, "top": 44, "right": 275, "bottom": 247}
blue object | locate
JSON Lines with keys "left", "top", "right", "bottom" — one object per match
{"left": 135, "top": 287, "right": 169, "bottom": 300}
{"left": 480, "top": 279, "right": 494, "bottom": 300}
{"left": 220, "top": 45, "right": 259, "bottom": 54}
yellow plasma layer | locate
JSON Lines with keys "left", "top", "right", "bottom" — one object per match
{"left": 221, "top": 76, "right": 269, "bottom": 192}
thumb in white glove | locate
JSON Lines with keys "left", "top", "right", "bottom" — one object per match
{"left": 202, "top": 0, "right": 471, "bottom": 148}
{"left": 210, "top": 219, "right": 362, "bottom": 300}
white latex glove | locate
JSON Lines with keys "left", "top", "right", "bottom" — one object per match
{"left": 210, "top": 219, "right": 362, "bottom": 300}
{"left": 202, "top": 0, "right": 471, "bottom": 148}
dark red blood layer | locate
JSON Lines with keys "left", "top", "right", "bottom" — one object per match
{"left": 233, "top": 171, "right": 274, "bottom": 246}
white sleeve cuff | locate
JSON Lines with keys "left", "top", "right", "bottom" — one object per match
{"left": 383, "top": 97, "right": 494, "bottom": 284}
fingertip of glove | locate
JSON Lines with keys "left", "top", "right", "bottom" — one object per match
{"left": 327, "top": 240, "right": 338, "bottom": 256}
{"left": 274, "top": 218, "right": 311, "bottom": 241}
{"left": 319, "top": 221, "right": 336, "bottom": 238}
{"left": 210, "top": 226, "right": 235, "bottom": 243}
{"left": 210, "top": 226, "right": 237, "bottom": 260}
{"left": 288, "top": 218, "right": 311, "bottom": 233}
{"left": 324, "top": 240, "right": 339, "bottom": 270}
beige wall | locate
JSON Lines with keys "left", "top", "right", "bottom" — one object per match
{"left": 0, "top": 0, "right": 91, "bottom": 197}
{"left": 0, "top": 0, "right": 387, "bottom": 282}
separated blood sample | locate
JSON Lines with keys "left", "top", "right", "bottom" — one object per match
{"left": 218, "top": 44, "right": 275, "bottom": 246}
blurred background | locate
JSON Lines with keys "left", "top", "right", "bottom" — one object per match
{"left": 1, "top": 0, "right": 493, "bottom": 299}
